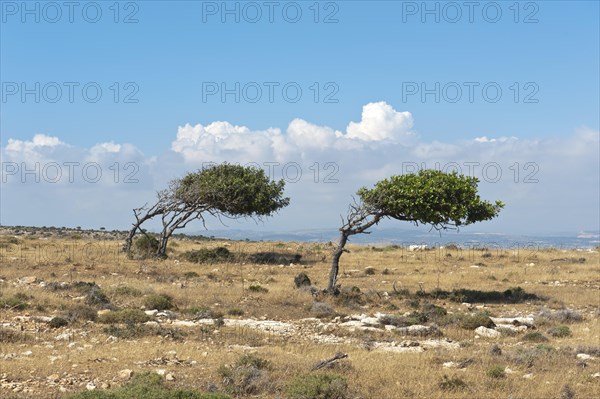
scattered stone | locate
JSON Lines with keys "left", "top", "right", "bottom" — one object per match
{"left": 576, "top": 353, "right": 594, "bottom": 361}
{"left": 118, "top": 369, "right": 133, "bottom": 381}
{"left": 165, "top": 373, "right": 176, "bottom": 381}
{"left": 475, "top": 326, "right": 501, "bottom": 338}
{"left": 18, "top": 276, "right": 37, "bottom": 285}
{"left": 523, "top": 373, "right": 534, "bottom": 379}
{"left": 86, "top": 382, "right": 96, "bottom": 391}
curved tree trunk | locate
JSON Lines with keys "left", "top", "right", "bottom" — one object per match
{"left": 327, "top": 230, "right": 349, "bottom": 293}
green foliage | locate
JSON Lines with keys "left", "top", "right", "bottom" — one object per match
{"left": 286, "top": 373, "right": 349, "bottom": 399}
{"left": 548, "top": 325, "right": 572, "bottom": 337}
{"left": 177, "top": 163, "right": 289, "bottom": 217}
{"left": 0, "top": 295, "right": 29, "bottom": 310}
{"left": 218, "top": 354, "right": 272, "bottom": 395}
{"left": 457, "top": 313, "right": 495, "bottom": 330}
{"left": 112, "top": 286, "right": 143, "bottom": 297}
{"left": 523, "top": 331, "right": 549, "bottom": 342}
{"left": 486, "top": 366, "right": 506, "bottom": 379}
{"left": 144, "top": 294, "right": 175, "bottom": 311}
{"left": 227, "top": 307, "right": 245, "bottom": 316}
{"left": 97, "top": 309, "right": 151, "bottom": 324}
{"left": 133, "top": 235, "right": 159, "bottom": 258}
{"left": 66, "top": 371, "right": 230, "bottom": 399}
{"left": 181, "top": 247, "right": 232, "bottom": 263}
{"left": 358, "top": 170, "right": 503, "bottom": 228}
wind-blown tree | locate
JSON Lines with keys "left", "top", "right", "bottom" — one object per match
{"left": 123, "top": 163, "right": 290, "bottom": 258}
{"left": 327, "top": 170, "right": 504, "bottom": 292}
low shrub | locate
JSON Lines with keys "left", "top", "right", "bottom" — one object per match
{"left": 132, "top": 235, "right": 159, "bottom": 259}
{"left": 286, "top": 373, "right": 349, "bottom": 399}
{"left": 537, "top": 308, "right": 582, "bottom": 324}
{"left": 65, "top": 304, "right": 98, "bottom": 323}
{"left": 112, "top": 286, "right": 143, "bottom": 297}
{"left": 0, "top": 295, "right": 29, "bottom": 311}
{"left": 98, "top": 309, "right": 151, "bottom": 324}
{"left": 247, "top": 252, "right": 301, "bottom": 265}
{"left": 523, "top": 331, "right": 549, "bottom": 342}
{"left": 548, "top": 325, "right": 571, "bottom": 337}
{"left": 144, "top": 294, "right": 175, "bottom": 311}
{"left": 218, "top": 354, "right": 272, "bottom": 396}
{"left": 181, "top": 247, "right": 232, "bottom": 264}
{"left": 227, "top": 308, "right": 245, "bottom": 316}
{"left": 457, "top": 313, "right": 495, "bottom": 330}
{"left": 65, "top": 371, "right": 230, "bottom": 399}
{"left": 486, "top": 366, "right": 506, "bottom": 379}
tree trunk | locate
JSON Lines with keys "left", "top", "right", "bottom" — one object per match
{"left": 122, "top": 225, "right": 138, "bottom": 253}
{"left": 327, "top": 230, "right": 349, "bottom": 292}
{"left": 156, "top": 229, "right": 171, "bottom": 258}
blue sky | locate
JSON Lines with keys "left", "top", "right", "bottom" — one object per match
{"left": 1, "top": 1, "right": 599, "bottom": 237}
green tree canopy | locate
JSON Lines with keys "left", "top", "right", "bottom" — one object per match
{"left": 358, "top": 170, "right": 504, "bottom": 228}
{"left": 327, "top": 169, "right": 504, "bottom": 292}
{"left": 176, "top": 163, "right": 289, "bottom": 217}
{"left": 124, "top": 163, "right": 289, "bottom": 258}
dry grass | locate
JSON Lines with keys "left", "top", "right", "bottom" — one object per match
{"left": 0, "top": 234, "right": 599, "bottom": 398}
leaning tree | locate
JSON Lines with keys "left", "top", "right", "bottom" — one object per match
{"left": 123, "top": 163, "right": 290, "bottom": 258}
{"left": 327, "top": 169, "right": 504, "bottom": 292}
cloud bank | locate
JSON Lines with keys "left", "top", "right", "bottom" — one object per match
{"left": 1, "top": 102, "right": 598, "bottom": 234}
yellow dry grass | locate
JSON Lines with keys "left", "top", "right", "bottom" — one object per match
{"left": 0, "top": 234, "right": 599, "bottom": 398}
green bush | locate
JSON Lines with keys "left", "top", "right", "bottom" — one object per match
{"left": 65, "top": 304, "right": 98, "bottom": 323}
{"left": 458, "top": 313, "right": 495, "bottom": 330}
{"left": 181, "top": 247, "right": 232, "bottom": 264}
{"left": 98, "top": 309, "right": 151, "bottom": 324}
{"left": 112, "top": 286, "right": 143, "bottom": 297}
{"left": 218, "top": 354, "right": 272, "bottom": 395}
{"left": 486, "top": 366, "right": 506, "bottom": 379}
{"left": 286, "top": 373, "right": 348, "bottom": 399}
{"left": 0, "top": 295, "right": 29, "bottom": 310}
{"left": 523, "top": 331, "right": 549, "bottom": 342}
{"left": 548, "top": 325, "right": 571, "bottom": 337}
{"left": 132, "top": 235, "right": 159, "bottom": 259}
{"left": 227, "top": 308, "right": 245, "bottom": 316}
{"left": 66, "top": 371, "right": 231, "bottom": 399}
{"left": 144, "top": 294, "right": 175, "bottom": 311}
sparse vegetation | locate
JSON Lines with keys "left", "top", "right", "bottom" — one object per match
{"left": 181, "top": 247, "right": 233, "bottom": 264}
{"left": 0, "top": 231, "right": 598, "bottom": 399}
{"left": 486, "top": 366, "right": 506, "bottom": 379}
{"left": 286, "top": 373, "right": 349, "bottom": 399}
{"left": 66, "top": 372, "right": 230, "bottom": 399}
{"left": 548, "top": 325, "right": 572, "bottom": 337}
{"left": 438, "top": 375, "right": 468, "bottom": 391}
{"left": 144, "top": 293, "right": 175, "bottom": 311}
